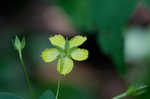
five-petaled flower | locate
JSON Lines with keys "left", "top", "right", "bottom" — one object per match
{"left": 41, "top": 34, "right": 89, "bottom": 75}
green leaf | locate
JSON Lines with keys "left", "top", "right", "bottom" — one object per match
{"left": 127, "top": 84, "right": 148, "bottom": 96}
{"left": 40, "top": 90, "right": 55, "bottom": 99}
{"left": 0, "top": 93, "right": 22, "bottom": 99}
{"left": 41, "top": 48, "right": 60, "bottom": 63}
{"left": 57, "top": 57, "right": 74, "bottom": 75}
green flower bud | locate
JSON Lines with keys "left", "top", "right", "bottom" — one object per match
{"left": 13, "top": 36, "right": 25, "bottom": 51}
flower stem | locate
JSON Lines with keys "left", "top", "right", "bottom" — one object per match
{"left": 56, "top": 76, "right": 61, "bottom": 99}
{"left": 18, "top": 51, "right": 35, "bottom": 99}
{"left": 113, "top": 92, "right": 128, "bottom": 99}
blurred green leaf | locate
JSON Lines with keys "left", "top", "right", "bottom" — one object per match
{"left": 92, "top": 0, "right": 139, "bottom": 32}
{"left": 40, "top": 90, "right": 55, "bottom": 99}
{"left": 92, "top": 0, "right": 139, "bottom": 74}
{"left": 113, "top": 84, "right": 148, "bottom": 99}
{"left": 0, "top": 93, "right": 22, "bottom": 99}
{"left": 97, "top": 30, "right": 126, "bottom": 74}
{"left": 129, "top": 85, "right": 148, "bottom": 96}
{"left": 144, "top": 0, "right": 150, "bottom": 8}
{"left": 56, "top": 0, "right": 92, "bottom": 30}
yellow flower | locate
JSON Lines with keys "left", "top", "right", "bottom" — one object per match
{"left": 41, "top": 34, "right": 88, "bottom": 75}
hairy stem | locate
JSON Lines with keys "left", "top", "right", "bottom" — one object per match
{"left": 19, "top": 51, "right": 35, "bottom": 99}
{"left": 56, "top": 76, "right": 61, "bottom": 99}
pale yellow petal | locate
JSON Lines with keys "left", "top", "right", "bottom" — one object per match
{"left": 49, "top": 35, "right": 65, "bottom": 49}
{"left": 57, "top": 57, "right": 74, "bottom": 75}
{"left": 71, "top": 48, "right": 88, "bottom": 61}
{"left": 69, "top": 35, "right": 87, "bottom": 48}
{"left": 41, "top": 48, "right": 59, "bottom": 63}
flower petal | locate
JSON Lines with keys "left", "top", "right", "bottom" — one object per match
{"left": 71, "top": 48, "right": 88, "bottom": 61}
{"left": 57, "top": 57, "right": 74, "bottom": 75}
{"left": 69, "top": 35, "right": 87, "bottom": 48}
{"left": 49, "top": 35, "right": 65, "bottom": 49}
{"left": 41, "top": 48, "right": 59, "bottom": 63}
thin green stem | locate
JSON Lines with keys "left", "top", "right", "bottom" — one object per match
{"left": 113, "top": 92, "right": 128, "bottom": 99}
{"left": 19, "top": 51, "right": 35, "bottom": 99}
{"left": 56, "top": 76, "right": 61, "bottom": 99}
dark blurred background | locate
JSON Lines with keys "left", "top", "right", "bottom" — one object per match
{"left": 1, "top": 0, "right": 150, "bottom": 99}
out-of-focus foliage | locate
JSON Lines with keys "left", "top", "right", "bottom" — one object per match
{"left": 37, "top": 83, "right": 97, "bottom": 99}
{"left": 40, "top": 90, "right": 55, "bottom": 99}
{"left": 0, "top": 93, "right": 22, "bottom": 99}
{"left": 55, "top": 0, "right": 92, "bottom": 30}
{"left": 92, "top": 0, "right": 138, "bottom": 31}
{"left": 113, "top": 84, "right": 148, "bottom": 99}
{"left": 128, "top": 85, "right": 148, "bottom": 96}
{"left": 92, "top": 0, "right": 139, "bottom": 74}
{"left": 144, "top": 0, "right": 150, "bottom": 7}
